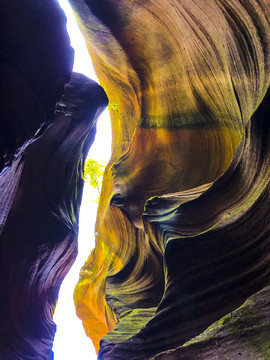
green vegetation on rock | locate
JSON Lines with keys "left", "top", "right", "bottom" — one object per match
{"left": 84, "top": 158, "right": 105, "bottom": 196}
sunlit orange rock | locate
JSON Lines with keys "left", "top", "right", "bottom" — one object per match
{"left": 1, "top": 0, "right": 269, "bottom": 358}
{"left": 70, "top": 0, "right": 270, "bottom": 358}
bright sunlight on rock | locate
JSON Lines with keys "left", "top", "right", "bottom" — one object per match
{"left": 0, "top": 1, "right": 269, "bottom": 360}
{"left": 53, "top": 1, "right": 111, "bottom": 359}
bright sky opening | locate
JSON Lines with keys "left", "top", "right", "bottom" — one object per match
{"left": 53, "top": 1, "right": 112, "bottom": 359}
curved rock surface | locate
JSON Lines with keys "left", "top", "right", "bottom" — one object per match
{"left": 0, "top": 1, "right": 108, "bottom": 358}
{"left": 1, "top": 0, "right": 269, "bottom": 359}
{"left": 152, "top": 284, "right": 270, "bottom": 359}
{"left": 69, "top": 0, "right": 270, "bottom": 359}
{"left": 0, "top": 73, "right": 108, "bottom": 359}
{"left": 0, "top": 0, "right": 73, "bottom": 174}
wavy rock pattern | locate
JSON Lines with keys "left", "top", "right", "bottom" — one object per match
{"left": 152, "top": 284, "right": 270, "bottom": 359}
{"left": 0, "top": 1, "right": 108, "bottom": 358}
{"left": 0, "top": 72, "right": 108, "bottom": 359}
{"left": 0, "top": 0, "right": 268, "bottom": 358}
{"left": 70, "top": 0, "right": 270, "bottom": 359}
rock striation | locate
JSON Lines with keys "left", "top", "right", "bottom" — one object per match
{"left": 152, "top": 284, "right": 270, "bottom": 359}
{"left": 0, "top": 1, "right": 108, "bottom": 359}
{"left": 69, "top": 0, "right": 270, "bottom": 359}
{"left": 0, "top": 0, "right": 269, "bottom": 359}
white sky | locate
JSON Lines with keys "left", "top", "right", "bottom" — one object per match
{"left": 53, "top": 1, "right": 112, "bottom": 359}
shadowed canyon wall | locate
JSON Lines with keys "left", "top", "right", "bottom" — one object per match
{"left": 0, "top": 1, "right": 108, "bottom": 358}
{"left": 0, "top": 0, "right": 270, "bottom": 359}
{"left": 68, "top": 0, "right": 270, "bottom": 359}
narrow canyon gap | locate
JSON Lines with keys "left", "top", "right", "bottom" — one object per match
{"left": 0, "top": 1, "right": 270, "bottom": 360}
{"left": 53, "top": 3, "right": 112, "bottom": 359}
{"left": 0, "top": 1, "right": 108, "bottom": 358}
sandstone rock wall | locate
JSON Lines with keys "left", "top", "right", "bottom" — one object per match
{"left": 0, "top": 1, "right": 108, "bottom": 358}
{"left": 69, "top": 1, "right": 270, "bottom": 359}
{"left": 0, "top": 0, "right": 269, "bottom": 359}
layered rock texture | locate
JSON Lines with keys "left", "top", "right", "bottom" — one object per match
{"left": 68, "top": 0, "right": 270, "bottom": 359}
{"left": 1, "top": 0, "right": 270, "bottom": 359}
{"left": 0, "top": 1, "right": 108, "bottom": 358}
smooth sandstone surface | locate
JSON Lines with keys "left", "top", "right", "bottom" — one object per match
{"left": 69, "top": 0, "right": 270, "bottom": 359}
{"left": 0, "top": 0, "right": 269, "bottom": 359}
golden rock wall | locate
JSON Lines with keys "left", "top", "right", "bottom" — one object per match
{"left": 70, "top": 0, "right": 270, "bottom": 358}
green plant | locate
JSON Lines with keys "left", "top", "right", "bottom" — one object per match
{"left": 83, "top": 158, "right": 105, "bottom": 196}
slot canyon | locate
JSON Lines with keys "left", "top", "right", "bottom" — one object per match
{"left": 0, "top": 0, "right": 269, "bottom": 359}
